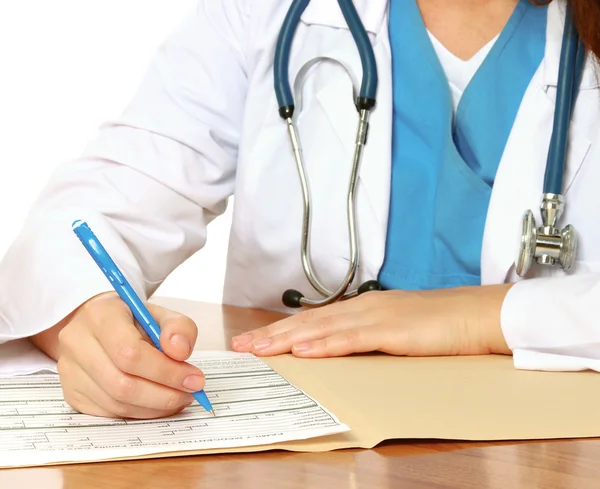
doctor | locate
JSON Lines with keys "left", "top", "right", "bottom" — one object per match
{"left": 1, "top": 0, "right": 600, "bottom": 420}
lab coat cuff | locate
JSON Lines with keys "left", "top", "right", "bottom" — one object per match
{"left": 500, "top": 275, "right": 600, "bottom": 372}
{"left": 0, "top": 208, "right": 147, "bottom": 343}
{"left": 511, "top": 349, "right": 600, "bottom": 373}
{"left": 500, "top": 279, "right": 541, "bottom": 354}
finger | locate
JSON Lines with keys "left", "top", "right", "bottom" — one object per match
{"left": 250, "top": 312, "right": 364, "bottom": 357}
{"left": 87, "top": 309, "right": 205, "bottom": 394}
{"left": 290, "top": 326, "right": 385, "bottom": 358}
{"left": 84, "top": 294, "right": 199, "bottom": 362}
{"left": 230, "top": 315, "right": 296, "bottom": 352}
{"left": 87, "top": 343, "right": 196, "bottom": 413}
{"left": 80, "top": 292, "right": 153, "bottom": 345}
{"left": 59, "top": 358, "right": 193, "bottom": 419}
{"left": 60, "top": 325, "right": 198, "bottom": 411}
{"left": 231, "top": 297, "right": 371, "bottom": 351}
{"left": 148, "top": 304, "right": 199, "bottom": 362}
{"left": 67, "top": 390, "right": 190, "bottom": 419}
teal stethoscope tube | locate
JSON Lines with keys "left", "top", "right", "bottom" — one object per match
{"left": 274, "top": 0, "right": 378, "bottom": 119}
{"left": 273, "top": 1, "right": 586, "bottom": 305}
{"left": 544, "top": 6, "right": 585, "bottom": 195}
{"left": 275, "top": 1, "right": 585, "bottom": 194}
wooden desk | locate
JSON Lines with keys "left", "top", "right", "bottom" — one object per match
{"left": 3, "top": 299, "right": 600, "bottom": 488}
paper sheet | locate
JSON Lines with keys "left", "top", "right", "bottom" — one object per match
{"left": 0, "top": 351, "right": 348, "bottom": 468}
{"left": 5, "top": 296, "right": 600, "bottom": 468}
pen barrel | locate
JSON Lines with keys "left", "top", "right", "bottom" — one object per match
{"left": 72, "top": 220, "right": 163, "bottom": 349}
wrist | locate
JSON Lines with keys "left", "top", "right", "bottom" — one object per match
{"left": 30, "top": 292, "right": 117, "bottom": 360}
{"left": 471, "top": 283, "right": 513, "bottom": 355}
{"left": 29, "top": 316, "right": 69, "bottom": 361}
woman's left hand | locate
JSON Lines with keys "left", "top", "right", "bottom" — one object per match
{"left": 231, "top": 284, "right": 514, "bottom": 358}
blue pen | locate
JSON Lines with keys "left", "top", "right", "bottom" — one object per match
{"left": 72, "top": 220, "right": 215, "bottom": 416}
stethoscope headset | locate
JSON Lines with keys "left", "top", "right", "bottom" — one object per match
{"left": 273, "top": 0, "right": 585, "bottom": 309}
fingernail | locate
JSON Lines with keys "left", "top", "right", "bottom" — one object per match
{"left": 232, "top": 333, "right": 252, "bottom": 346}
{"left": 171, "top": 334, "right": 191, "bottom": 355}
{"left": 253, "top": 338, "right": 272, "bottom": 350}
{"left": 183, "top": 374, "right": 204, "bottom": 391}
{"left": 293, "top": 343, "right": 311, "bottom": 352}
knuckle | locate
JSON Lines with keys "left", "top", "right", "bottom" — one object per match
{"left": 109, "top": 401, "right": 132, "bottom": 419}
{"left": 81, "top": 293, "right": 129, "bottom": 327}
{"left": 163, "top": 391, "right": 186, "bottom": 411}
{"left": 259, "top": 326, "right": 274, "bottom": 337}
{"left": 321, "top": 336, "right": 333, "bottom": 351}
{"left": 57, "top": 359, "right": 80, "bottom": 390}
{"left": 56, "top": 326, "right": 68, "bottom": 345}
{"left": 63, "top": 387, "right": 92, "bottom": 415}
{"left": 114, "top": 342, "right": 142, "bottom": 372}
{"left": 272, "top": 330, "right": 292, "bottom": 345}
{"left": 344, "top": 329, "right": 362, "bottom": 346}
{"left": 262, "top": 323, "right": 281, "bottom": 338}
{"left": 297, "top": 308, "right": 318, "bottom": 324}
{"left": 57, "top": 326, "right": 77, "bottom": 352}
{"left": 323, "top": 330, "right": 359, "bottom": 352}
{"left": 63, "top": 390, "right": 83, "bottom": 412}
{"left": 108, "top": 374, "right": 136, "bottom": 402}
{"left": 246, "top": 327, "right": 264, "bottom": 340}
{"left": 256, "top": 324, "right": 281, "bottom": 339}
{"left": 56, "top": 357, "right": 69, "bottom": 377}
{"left": 314, "top": 315, "right": 336, "bottom": 334}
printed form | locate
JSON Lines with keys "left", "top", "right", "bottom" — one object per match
{"left": 0, "top": 352, "right": 349, "bottom": 468}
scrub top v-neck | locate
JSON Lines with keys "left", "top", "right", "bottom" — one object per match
{"left": 378, "top": 0, "right": 548, "bottom": 291}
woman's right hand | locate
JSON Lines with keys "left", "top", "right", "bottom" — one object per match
{"left": 30, "top": 292, "right": 206, "bottom": 419}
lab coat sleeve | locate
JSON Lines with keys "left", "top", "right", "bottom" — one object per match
{"left": 0, "top": 0, "right": 250, "bottom": 344}
{"left": 501, "top": 274, "right": 600, "bottom": 372}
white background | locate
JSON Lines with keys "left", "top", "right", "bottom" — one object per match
{"left": 0, "top": 1, "right": 231, "bottom": 303}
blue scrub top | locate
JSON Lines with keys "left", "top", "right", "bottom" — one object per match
{"left": 378, "top": 0, "right": 547, "bottom": 290}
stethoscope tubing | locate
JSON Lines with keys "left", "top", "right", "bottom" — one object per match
{"left": 274, "top": 1, "right": 585, "bottom": 307}
{"left": 274, "top": 0, "right": 378, "bottom": 114}
{"left": 543, "top": 7, "right": 585, "bottom": 195}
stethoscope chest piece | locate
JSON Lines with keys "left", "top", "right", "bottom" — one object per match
{"left": 516, "top": 209, "right": 537, "bottom": 277}
{"left": 275, "top": 0, "right": 584, "bottom": 307}
{"left": 516, "top": 194, "right": 577, "bottom": 277}
{"left": 516, "top": 8, "right": 583, "bottom": 279}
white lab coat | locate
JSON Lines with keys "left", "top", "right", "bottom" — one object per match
{"left": 1, "top": 0, "right": 600, "bottom": 373}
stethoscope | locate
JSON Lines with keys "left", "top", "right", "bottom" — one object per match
{"left": 274, "top": 0, "right": 585, "bottom": 309}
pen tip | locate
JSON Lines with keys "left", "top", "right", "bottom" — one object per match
{"left": 210, "top": 410, "right": 216, "bottom": 417}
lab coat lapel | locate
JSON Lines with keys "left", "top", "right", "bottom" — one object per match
{"left": 301, "top": 0, "right": 387, "bottom": 33}
{"left": 299, "top": 0, "right": 393, "bottom": 279}
{"left": 481, "top": 0, "right": 595, "bottom": 284}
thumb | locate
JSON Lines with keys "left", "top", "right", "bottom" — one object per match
{"left": 147, "top": 304, "right": 199, "bottom": 361}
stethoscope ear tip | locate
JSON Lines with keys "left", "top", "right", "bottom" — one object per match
{"left": 282, "top": 289, "right": 305, "bottom": 308}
